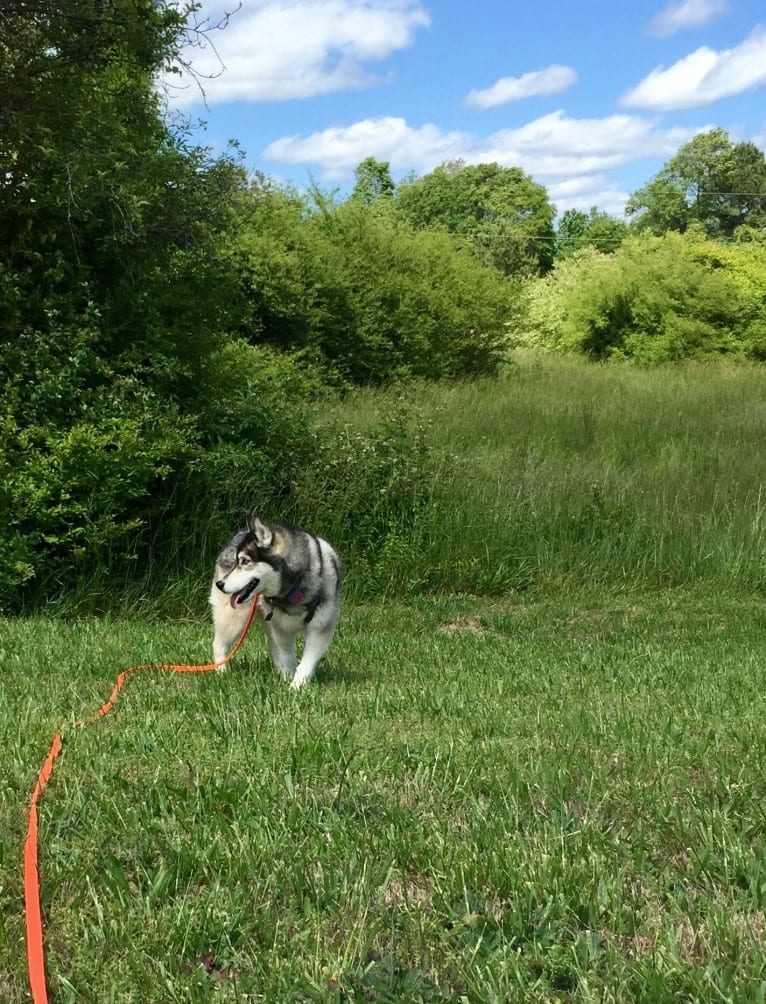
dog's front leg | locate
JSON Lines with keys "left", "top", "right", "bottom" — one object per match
{"left": 291, "top": 625, "right": 335, "bottom": 690}
{"left": 263, "top": 622, "right": 298, "bottom": 682}
{"left": 212, "top": 603, "right": 249, "bottom": 667}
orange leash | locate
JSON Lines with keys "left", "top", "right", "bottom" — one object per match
{"left": 24, "top": 597, "right": 260, "bottom": 1004}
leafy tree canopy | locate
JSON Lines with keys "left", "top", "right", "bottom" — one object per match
{"left": 626, "top": 128, "right": 766, "bottom": 238}
{"left": 0, "top": 0, "right": 246, "bottom": 409}
{"left": 351, "top": 157, "right": 395, "bottom": 207}
{"left": 555, "top": 207, "right": 628, "bottom": 257}
{"left": 393, "top": 160, "right": 556, "bottom": 275}
{"left": 0, "top": 0, "right": 247, "bottom": 607}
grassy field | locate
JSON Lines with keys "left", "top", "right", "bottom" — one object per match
{"left": 299, "top": 355, "right": 766, "bottom": 601}
{"left": 3, "top": 594, "right": 766, "bottom": 1002}
{"left": 4, "top": 357, "right": 766, "bottom": 1001}
{"left": 43, "top": 354, "right": 766, "bottom": 615}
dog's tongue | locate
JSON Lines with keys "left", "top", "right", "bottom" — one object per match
{"left": 230, "top": 590, "right": 250, "bottom": 609}
{"left": 231, "top": 585, "right": 256, "bottom": 608}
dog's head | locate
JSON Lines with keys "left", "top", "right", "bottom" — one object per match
{"left": 214, "top": 516, "right": 282, "bottom": 607}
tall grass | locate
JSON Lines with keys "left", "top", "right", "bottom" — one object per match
{"left": 56, "top": 354, "right": 766, "bottom": 613}
{"left": 291, "top": 355, "right": 766, "bottom": 599}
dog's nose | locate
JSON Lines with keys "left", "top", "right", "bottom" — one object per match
{"left": 215, "top": 579, "right": 226, "bottom": 591}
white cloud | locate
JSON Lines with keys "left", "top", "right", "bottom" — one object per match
{"left": 649, "top": 0, "right": 729, "bottom": 37}
{"left": 621, "top": 26, "right": 766, "bottom": 110}
{"left": 473, "top": 111, "right": 695, "bottom": 178}
{"left": 265, "top": 117, "right": 469, "bottom": 177}
{"left": 547, "top": 176, "right": 630, "bottom": 217}
{"left": 167, "top": 0, "right": 430, "bottom": 108}
{"left": 263, "top": 110, "right": 705, "bottom": 213}
{"left": 464, "top": 65, "right": 578, "bottom": 109}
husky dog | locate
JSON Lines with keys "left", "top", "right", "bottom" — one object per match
{"left": 210, "top": 516, "right": 341, "bottom": 689}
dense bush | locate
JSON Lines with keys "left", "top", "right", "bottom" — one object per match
{"left": 0, "top": 380, "right": 197, "bottom": 610}
{"left": 522, "top": 231, "right": 766, "bottom": 362}
{"left": 0, "top": 337, "right": 324, "bottom": 613}
{"left": 0, "top": 1, "right": 253, "bottom": 610}
{"left": 233, "top": 190, "right": 516, "bottom": 383}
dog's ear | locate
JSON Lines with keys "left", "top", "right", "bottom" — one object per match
{"left": 246, "top": 514, "right": 272, "bottom": 548}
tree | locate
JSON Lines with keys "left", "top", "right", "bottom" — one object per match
{"left": 394, "top": 161, "right": 556, "bottom": 275}
{"left": 351, "top": 157, "right": 395, "bottom": 207}
{"left": 0, "top": 0, "right": 246, "bottom": 411}
{"left": 555, "top": 207, "right": 628, "bottom": 257}
{"left": 626, "top": 129, "right": 766, "bottom": 238}
{"left": 0, "top": 0, "right": 246, "bottom": 608}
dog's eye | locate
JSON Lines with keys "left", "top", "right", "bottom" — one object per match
{"left": 239, "top": 555, "right": 251, "bottom": 566}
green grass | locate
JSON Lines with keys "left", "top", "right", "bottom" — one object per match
{"left": 3, "top": 593, "right": 766, "bottom": 1002}
{"left": 297, "top": 355, "right": 766, "bottom": 599}
{"left": 5, "top": 357, "right": 766, "bottom": 1001}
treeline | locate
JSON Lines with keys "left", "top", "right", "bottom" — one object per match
{"left": 523, "top": 129, "right": 766, "bottom": 361}
{"left": 2, "top": 1, "right": 766, "bottom": 611}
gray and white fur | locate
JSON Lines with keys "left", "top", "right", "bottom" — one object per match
{"left": 210, "top": 515, "right": 341, "bottom": 689}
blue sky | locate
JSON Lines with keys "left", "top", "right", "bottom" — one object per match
{"left": 166, "top": 0, "right": 766, "bottom": 218}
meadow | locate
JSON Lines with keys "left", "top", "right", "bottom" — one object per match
{"left": 3, "top": 356, "right": 766, "bottom": 1002}
{"left": 302, "top": 354, "right": 766, "bottom": 600}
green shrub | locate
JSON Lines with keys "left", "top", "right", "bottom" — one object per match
{"left": 0, "top": 337, "right": 322, "bottom": 614}
{"left": 520, "top": 247, "right": 610, "bottom": 351}
{"left": 522, "top": 232, "right": 760, "bottom": 362}
{"left": 1, "top": 401, "right": 196, "bottom": 612}
{"left": 233, "top": 190, "right": 515, "bottom": 383}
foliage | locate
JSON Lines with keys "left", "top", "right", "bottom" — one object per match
{"left": 0, "top": 394, "right": 197, "bottom": 611}
{"left": 0, "top": 0, "right": 246, "bottom": 407}
{"left": 350, "top": 156, "right": 396, "bottom": 207}
{"left": 393, "top": 159, "right": 556, "bottom": 275}
{"left": 626, "top": 128, "right": 766, "bottom": 237}
{"left": 0, "top": 0, "right": 519, "bottom": 611}
{"left": 0, "top": 1, "right": 253, "bottom": 610}
{"left": 519, "top": 246, "right": 613, "bottom": 351}
{"left": 0, "top": 336, "right": 323, "bottom": 613}
{"left": 233, "top": 189, "right": 515, "bottom": 384}
{"left": 522, "top": 231, "right": 766, "bottom": 362}
{"left": 555, "top": 207, "right": 628, "bottom": 256}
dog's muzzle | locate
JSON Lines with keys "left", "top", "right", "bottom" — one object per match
{"left": 217, "top": 577, "right": 260, "bottom": 607}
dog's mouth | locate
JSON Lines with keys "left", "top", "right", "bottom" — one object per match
{"left": 228, "top": 578, "right": 260, "bottom": 608}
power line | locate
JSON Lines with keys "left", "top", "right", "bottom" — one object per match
{"left": 697, "top": 191, "right": 766, "bottom": 197}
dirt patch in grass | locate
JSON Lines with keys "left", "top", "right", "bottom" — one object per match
{"left": 437, "top": 616, "right": 486, "bottom": 636}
